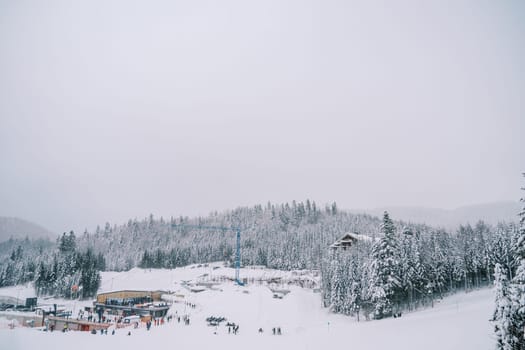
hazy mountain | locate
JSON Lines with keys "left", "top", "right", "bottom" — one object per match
{"left": 353, "top": 201, "right": 521, "bottom": 229}
{"left": 0, "top": 217, "right": 55, "bottom": 242}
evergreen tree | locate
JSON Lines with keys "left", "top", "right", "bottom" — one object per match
{"left": 330, "top": 256, "right": 348, "bottom": 313}
{"left": 493, "top": 264, "right": 514, "bottom": 350}
{"left": 348, "top": 258, "right": 363, "bottom": 318}
{"left": 508, "top": 175, "right": 525, "bottom": 349}
{"left": 368, "top": 211, "right": 401, "bottom": 318}
{"left": 35, "top": 262, "right": 48, "bottom": 295}
{"left": 59, "top": 231, "right": 76, "bottom": 254}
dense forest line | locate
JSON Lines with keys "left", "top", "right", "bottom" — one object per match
{"left": 0, "top": 232, "right": 104, "bottom": 298}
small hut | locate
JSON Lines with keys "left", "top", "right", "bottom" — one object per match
{"left": 47, "top": 316, "right": 110, "bottom": 332}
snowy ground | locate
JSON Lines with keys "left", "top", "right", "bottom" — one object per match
{"left": 0, "top": 264, "right": 495, "bottom": 350}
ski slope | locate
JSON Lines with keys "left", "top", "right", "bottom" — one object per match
{"left": 0, "top": 264, "right": 495, "bottom": 350}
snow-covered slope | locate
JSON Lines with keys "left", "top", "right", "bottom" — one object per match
{"left": 0, "top": 264, "right": 495, "bottom": 350}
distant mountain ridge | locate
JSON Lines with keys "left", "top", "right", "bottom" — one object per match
{"left": 353, "top": 201, "right": 521, "bottom": 229}
{"left": 0, "top": 217, "right": 55, "bottom": 242}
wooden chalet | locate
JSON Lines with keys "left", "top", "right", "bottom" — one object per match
{"left": 330, "top": 232, "right": 373, "bottom": 251}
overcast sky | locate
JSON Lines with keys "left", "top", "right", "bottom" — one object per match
{"left": 1, "top": 0, "right": 524, "bottom": 234}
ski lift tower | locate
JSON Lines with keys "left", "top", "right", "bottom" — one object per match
{"left": 172, "top": 224, "right": 244, "bottom": 285}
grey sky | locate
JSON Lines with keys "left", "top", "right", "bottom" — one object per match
{"left": 1, "top": 0, "right": 524, "bottom": 234}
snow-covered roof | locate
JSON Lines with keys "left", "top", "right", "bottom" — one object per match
{"left": 330, "top": 232, "right": 373, "bottom": 249}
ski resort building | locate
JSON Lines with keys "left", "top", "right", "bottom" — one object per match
{"left": 94, "top": 290, "right": 170, "bottom": 319}
{"left": 95, "top": 290, "right": 164, "bottom": 304}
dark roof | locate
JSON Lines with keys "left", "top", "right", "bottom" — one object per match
{"left": 330, "top": 232, "right": 373, "bottom": 249}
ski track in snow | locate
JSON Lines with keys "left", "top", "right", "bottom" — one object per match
{"left": 0, "top": 264, "right": 495, "bottom": 350}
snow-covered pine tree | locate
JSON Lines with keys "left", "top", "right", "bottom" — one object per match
{"left": 320, "top": 254, "right": 333, "bottom": 308}
{"left": 493, "top": 263, "right": 514, "bottom": 350}
{"left": 368, "top": 211, "right": 401, "bottom": 319}
{"left": 348, "top": 258, "right": 363, "bottom": 318}
{"left": 330, "top": 253, "right": 349, "bottom": 314}
{"left": 398, "top": 229, "right": 422, "bottom": 310}
{"left": 509, "top": 174, "right": 525, "bottom": 349}
{"left": 489, "top": 223, "right": 517, "bottom": 281}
